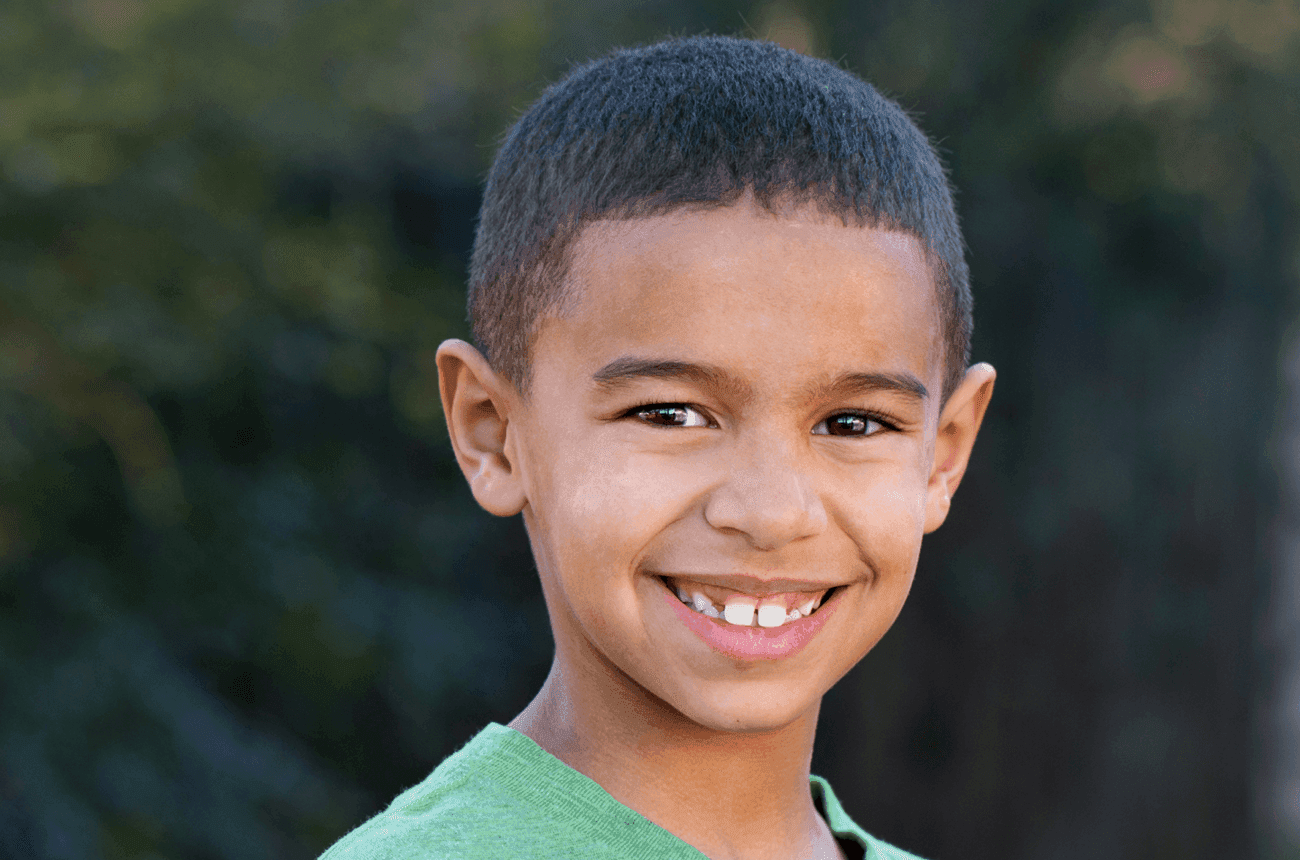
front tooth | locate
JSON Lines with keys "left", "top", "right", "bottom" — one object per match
{"left": 798, "top": 597, "right": 816, "bottom": 616}
{"left": 723, "top": 601, "right": 756, "bottom": 627}
{"left": 757, "top": 603, "right": 787, "bottom": 628}
{"left": 786, "top": 608, "right": 802, "bottom": 621}
{"left": 700, "top": 604, "right": 721, "bottom": 618}
{"left": 691, "top": 592, "right": 714, "bottom": 614}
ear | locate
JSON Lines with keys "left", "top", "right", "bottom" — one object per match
{"left": 924, "top": 363, "right": 996, "bottom": 533}
{"left": 436, "top": 339, "right": 527, "bottom": 517}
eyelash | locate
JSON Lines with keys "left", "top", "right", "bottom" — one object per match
{"left": 620, "top": 402, "right": 900, "bottom": 436}
{"left": 623, "top": 402, "right": 714, "bottom": 429}
{"left": 811, "top": 410, "right": 904, "bottom": 439}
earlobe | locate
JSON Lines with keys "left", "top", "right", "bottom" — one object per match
{"left": 436, "top": 339, "right": 528, "bottom": 517}
{"left": 924, "top": 363, "right": 996, "bottom": 533}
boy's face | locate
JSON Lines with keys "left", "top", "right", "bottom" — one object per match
{"left": 444, "top": 200, "right": 991, "bottom": 733}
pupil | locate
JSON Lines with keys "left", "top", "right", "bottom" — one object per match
{"left": 832, "top": 415, "right": 865, "bottom": 435}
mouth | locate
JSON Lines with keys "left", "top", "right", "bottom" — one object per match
{"left": 659, "top": 575, "right": 840, "bottom": 629}
{"left": 653, "top": 573, "right": 847, "bottom": 661}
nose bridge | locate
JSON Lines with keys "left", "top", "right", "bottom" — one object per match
{"left": 704, "top": 427, "right": 827, "bottom": 550}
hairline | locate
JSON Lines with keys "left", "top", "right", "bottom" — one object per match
{"left": 505, "top": 196, "right": 957, "bottom": 404}
{"left": 468, "top": 37, "right": 974, "bottom": 407}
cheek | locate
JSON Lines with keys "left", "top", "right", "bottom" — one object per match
{"left": 831, "top": 466, "right": 930, "bottom": 559}
{"left": 537, "top": 447, "right": 712, "bottom": 570}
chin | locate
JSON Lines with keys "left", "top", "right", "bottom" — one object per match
{"left": 668, "top": 679, "right": 822, "bottom": 734}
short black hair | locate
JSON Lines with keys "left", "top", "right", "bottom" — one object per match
{"left": 468, "top": 34, "right": 972, "bottom": 399}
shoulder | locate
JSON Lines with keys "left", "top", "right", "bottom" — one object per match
{"left": 318, "top": 800, "right": 546, "bottom": 860}
{"left": 810, "top": 775, "right": 930, "bottom": 860}
{"left": 319, "top": 724, "right": 705, "bottom": 860}
{"left": 318, "top": 731, "right": 565, "bottom": 860}
{"left": 319, "top": 725, "right": 560, "bottom": 860}
{"left": 863, "top": 836, "right": 930, "bottom": 860}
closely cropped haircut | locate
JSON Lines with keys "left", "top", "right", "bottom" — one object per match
{"left": 468, "top": 35, "right": 972, "bottom": 400}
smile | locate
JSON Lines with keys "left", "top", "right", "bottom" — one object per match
{"left": 662, "top": 575, "right": 831, "bottom": 629}
{"left": 656, "top": 575, "right": 844, "bottom": 661}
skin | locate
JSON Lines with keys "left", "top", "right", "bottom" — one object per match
{"left": 437, "top": 198, "right": 996, "bottom": 860}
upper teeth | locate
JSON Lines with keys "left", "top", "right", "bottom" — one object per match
{"left": 756, "top": 604, "right": 786, "bottom": 628}
{"left": 692, "top": 592, "right": 720, "bottom": 618}
{"left": 675, "top": 586, "right": 823, "bottom": 628}
{"left": 722, "top": 601, "right": 755, "bottom": 627}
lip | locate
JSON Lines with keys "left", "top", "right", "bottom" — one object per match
{"left": 660, "top": 572, "right": 843, "bottom": 596}
{"left": 659, "top": 577, "right": 843, "bottom": 662}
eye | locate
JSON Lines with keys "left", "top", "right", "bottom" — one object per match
{"left": 812, "top": 412, "right": 886, "bottom": 437}
{"left": 630, "top": 403, "right": 712, "bottom": 428}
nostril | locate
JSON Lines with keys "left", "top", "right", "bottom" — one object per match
{"left": 702, "top": 477, "right": 827, "bottom": 550}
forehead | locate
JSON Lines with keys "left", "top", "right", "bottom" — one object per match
{"left": 538, "top": 201, "right": 943, "bottom": 393}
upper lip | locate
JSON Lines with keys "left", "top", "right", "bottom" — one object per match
{"left": 654, "top": 572, "right": 847, "bottom": 596}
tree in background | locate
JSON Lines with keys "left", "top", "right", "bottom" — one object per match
{"left": 0, "top": 0, "right": 1296, "bottom": 857}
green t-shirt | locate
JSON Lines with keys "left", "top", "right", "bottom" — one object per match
{"left": 321, "top": 723, "right": 925, "bottom": 860}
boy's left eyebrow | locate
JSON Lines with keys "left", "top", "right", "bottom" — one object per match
{"left": 805, "top": 371, "right": 929, "bottom": 403}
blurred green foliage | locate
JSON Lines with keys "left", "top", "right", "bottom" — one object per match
{"left": 0, "top": 0, "right": 1296, "bottom": 858}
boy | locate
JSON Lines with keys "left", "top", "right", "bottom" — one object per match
{"left": 323, "top": 35, "right": 995, "bottom": 860}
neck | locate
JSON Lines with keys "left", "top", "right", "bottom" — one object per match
{"left": 509, "top": 645, "right": 838, "bottom": 860}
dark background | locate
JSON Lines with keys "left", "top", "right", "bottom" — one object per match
{"left": 1, "top": 0, "right": 1298, "bottom": 858}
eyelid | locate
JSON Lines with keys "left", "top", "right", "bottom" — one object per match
{"left": 811, "top": 410, "right": 900, "bottom": 436}
{"left": 622, "top": 401, "right": 716, "bottom": 428}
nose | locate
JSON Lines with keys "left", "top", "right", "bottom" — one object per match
{"left": 703, "top": 435, "right": 828, "bottom": 551}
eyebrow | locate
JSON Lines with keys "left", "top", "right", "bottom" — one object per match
{"left": 809, "top": 371, "right": 929, "bottom": 403}
{"left": 591, "top": 357, "right": 754, "bottom": 401}
{"left": 591, "top": 357, "right": 928, "bottom": 403}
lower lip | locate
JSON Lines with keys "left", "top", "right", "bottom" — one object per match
{"left": 660, "top": 581, "right": 841, "bottom": 662}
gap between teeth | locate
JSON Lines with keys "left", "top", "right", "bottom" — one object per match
{"left": 675, "top": 585, "right": 822, "bottom": 628}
